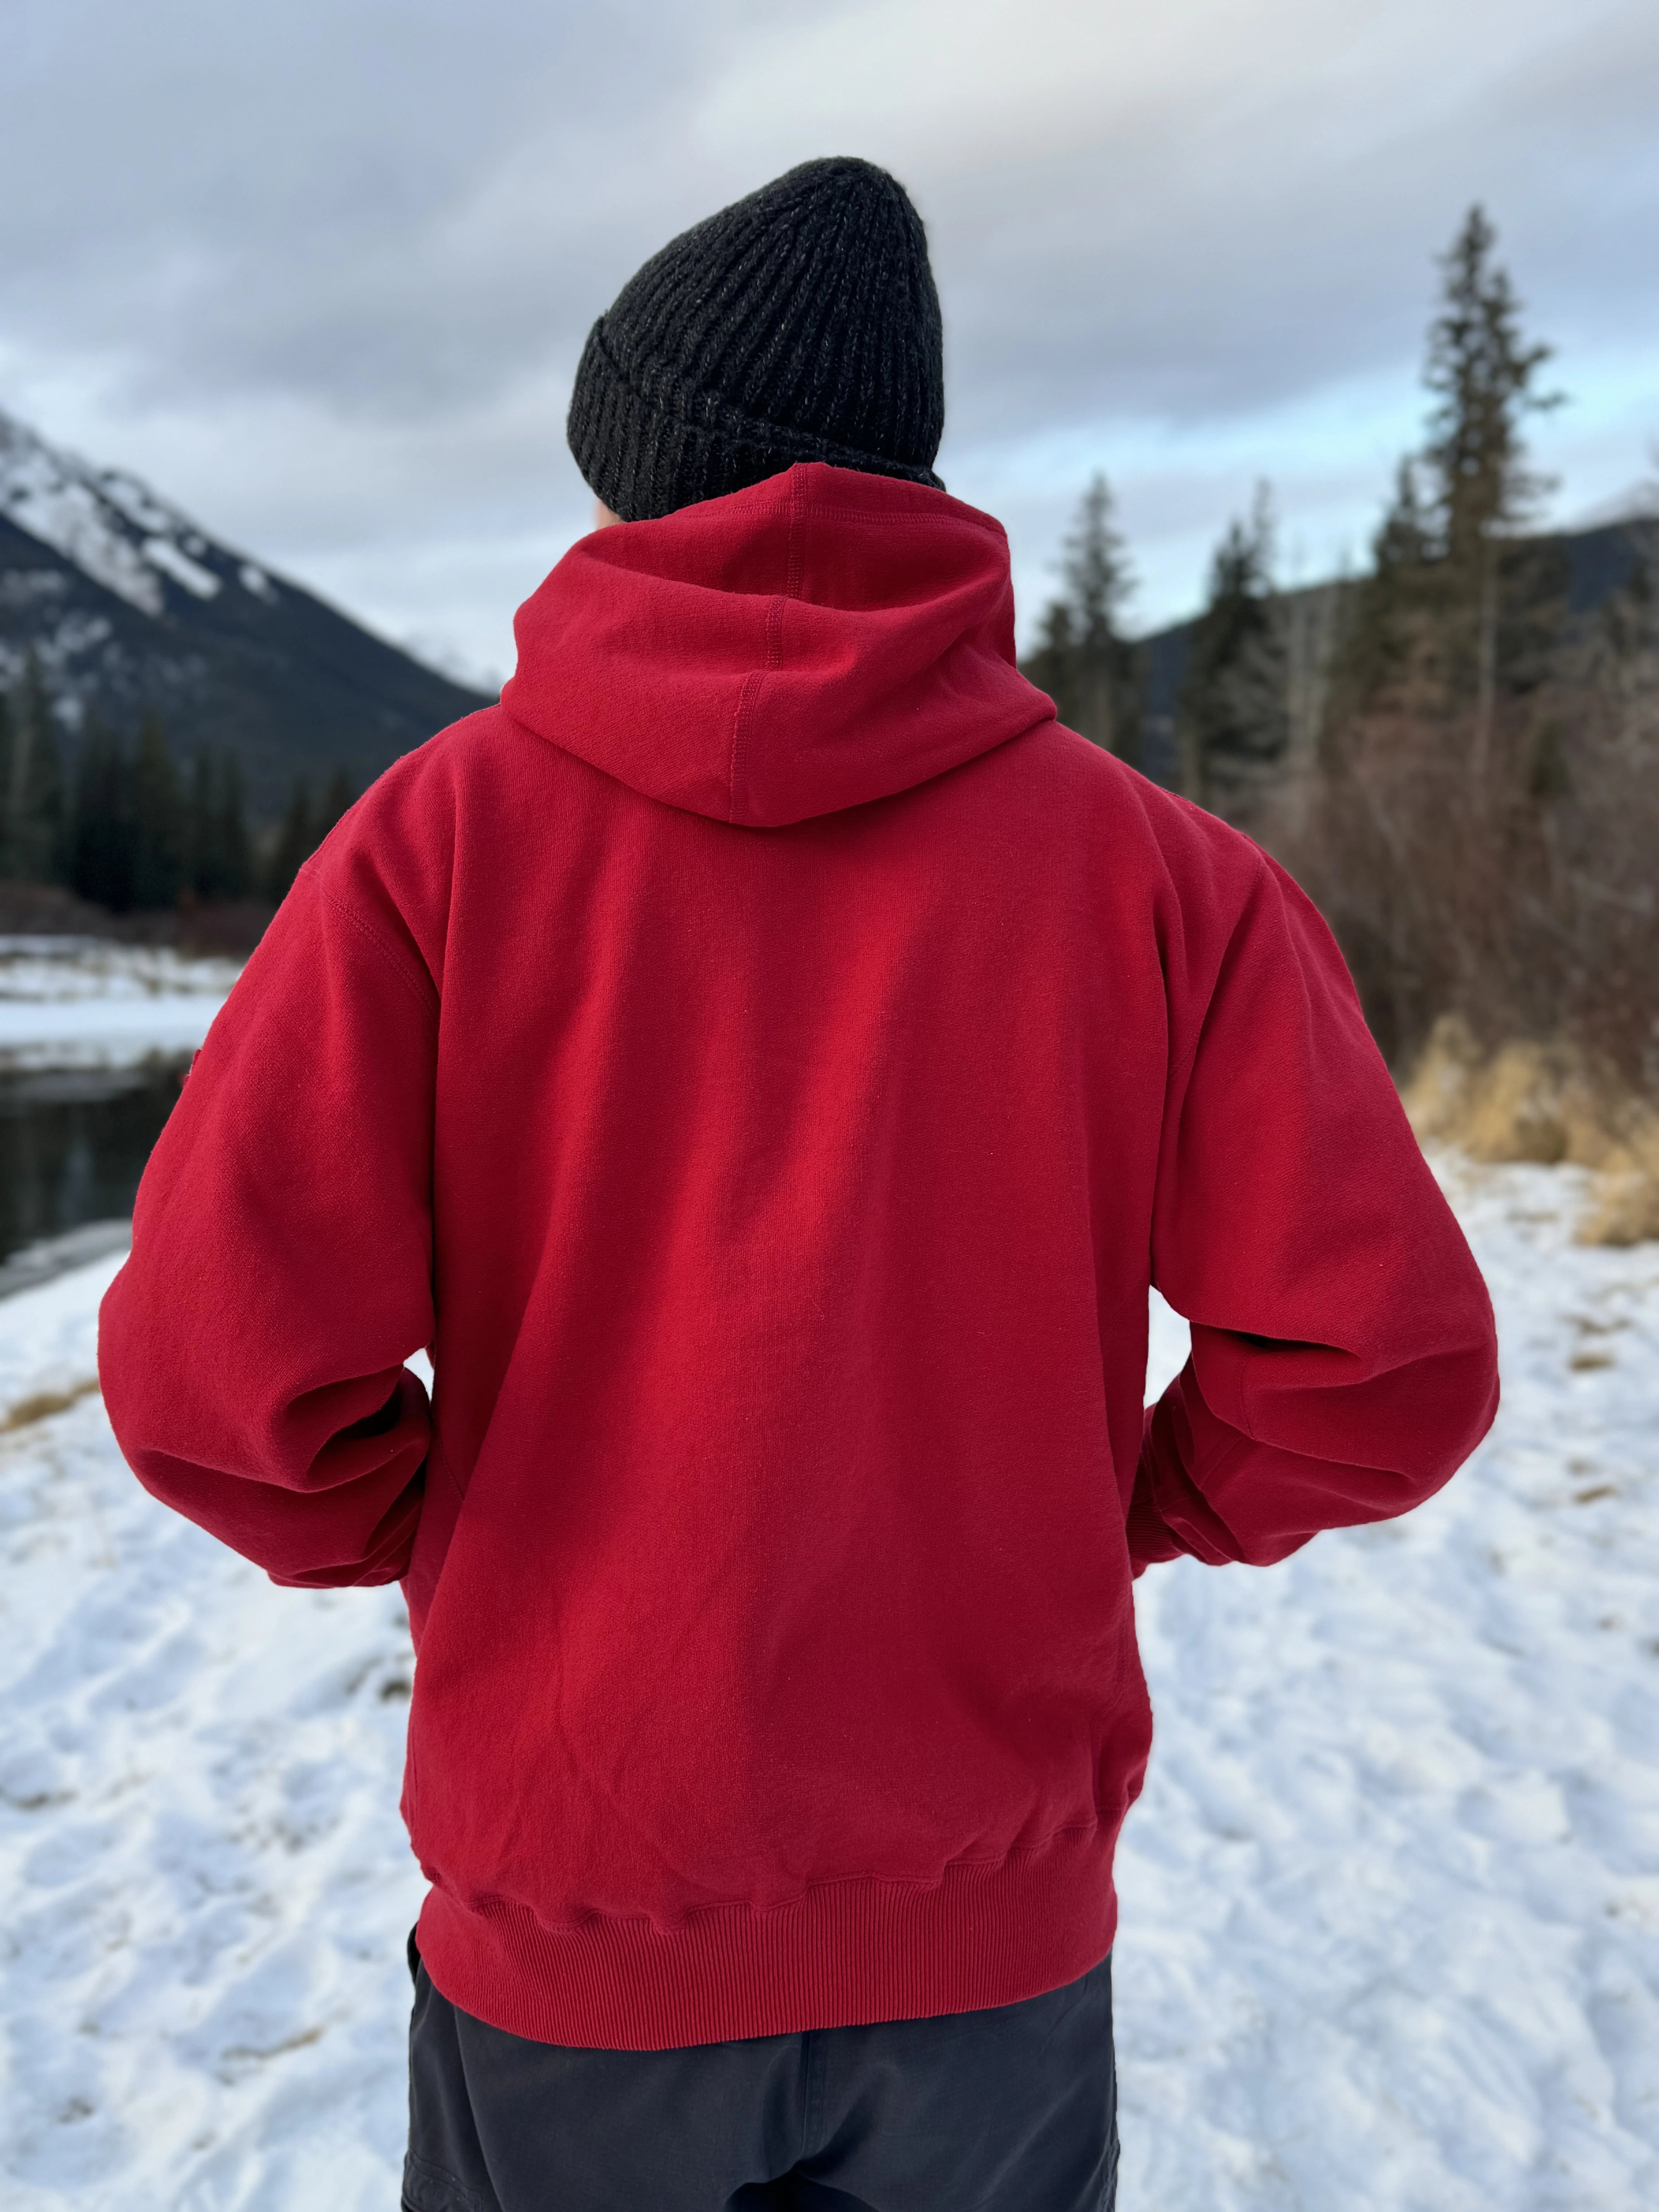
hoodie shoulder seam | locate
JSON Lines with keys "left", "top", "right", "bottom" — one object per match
{"left": 311, "top": 879, "right": 441, "bottom": 1027}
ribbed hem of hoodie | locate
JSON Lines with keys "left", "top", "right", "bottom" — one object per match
{"left": 414, "top": 1824, "right": 1120, "bottom": 2051}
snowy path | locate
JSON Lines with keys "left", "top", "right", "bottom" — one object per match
{"left": 0, "top": 1158, "right": 1655, "bottom": 2209}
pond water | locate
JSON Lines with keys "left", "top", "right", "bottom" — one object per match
{"left": 0, "top": 1058, "right": 187, "bottom": 1268}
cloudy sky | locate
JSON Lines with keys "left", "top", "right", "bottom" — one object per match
{"left": 3, "top": 0, "right": 1656, "bottom": 686}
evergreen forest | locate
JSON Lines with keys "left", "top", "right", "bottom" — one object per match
{"left": 1020, "top": 204, "right": 1658, "bottom": 1112}
{"left": 0, "top": 663, "right": 355, "bottom": 918}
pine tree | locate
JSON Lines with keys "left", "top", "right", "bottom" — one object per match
{"left": 131, "top": 712, "right": 184, "bottom": 908}
{"left": 1350, "top": 210, "right": 1563, "bottom": 752}
{"left": 1423, "top": 206, "right": 1558, "bottom": 569}
{"left": 1177, "top": 485, "right": 1288, "bottom": 818}
{"left": 185, "top": 751, "right": 217, "bottom": 899}
{"left": 1332, "top": 461, "right": 1438, "bottom": 720}
{"left": 1021, "top": 601, "right": 1082, "bottom": 732}
{"left": 266, "top": 776, "right": 314, "bottom": 904}
{"left": 185, "top": 750, "right": 255, "bottom": 900}
{"left": 1422, "top": 206, "right": 1563, "bottom": 775}
{"left": 0, "top": 653, "right": 67, "bottom": 883}
{"left": 1328, "top": 208, "right": 1563, "bottom": 778}
{"left": 1374, "top": 458, "right": 1434, "bottom": 575}
{"left": 1020, "top": 475, "right": 1139, "bottom": 761}
{"left": 69, "top": 720, "right": 137, "bottom": 912}
{"left": 216, "top": 752, "right": 252, "bottom": 898}
{"left": 1061, "top": 475, "right": 1137, "bottom": 759}
{"left": 316, "top": 766, "right": 356, "bottom": 842}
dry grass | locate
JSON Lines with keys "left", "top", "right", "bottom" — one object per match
{"left": 1262, "top": 666, "right": 1659, "bottom": 1247}
{"left": 1402, "top": 1017, "right": 1659, "bottom": 1245}
{"left": 1, "top": 1378, "right": 102, "bottom": 1433}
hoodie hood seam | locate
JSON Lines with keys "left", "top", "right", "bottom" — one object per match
{"left": 504, "top": 464, "right": 1051, "bottom": 829}
{"left": 727, "top": 472, "right": 805, "bottom": 824}
{"left": 785, "top": 500, "right": 1005, "bottom": 543}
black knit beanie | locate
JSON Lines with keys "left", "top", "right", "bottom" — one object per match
{"left": 567, "top": 157, "right": 945, "bottom": 522}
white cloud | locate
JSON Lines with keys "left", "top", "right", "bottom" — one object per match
{"left": 1, "top": 0, "right": 1655, "bottom": 673}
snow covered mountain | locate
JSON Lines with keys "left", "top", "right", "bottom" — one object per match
{"left": 0, "top": 410, "right": 489, "bottom": 817}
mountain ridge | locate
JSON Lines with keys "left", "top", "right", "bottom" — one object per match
{"left": 0, "top": 409, "right": 492, "bottom": 818}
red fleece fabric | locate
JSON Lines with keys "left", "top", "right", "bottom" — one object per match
{"left": 99, "top": 463, "right": 1499, "bottom": 2051}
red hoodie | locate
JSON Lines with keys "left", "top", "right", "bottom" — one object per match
{"left": 98, "top": 462, "right": 1498, "bottom": 2051}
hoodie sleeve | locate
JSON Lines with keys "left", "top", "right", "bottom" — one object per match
{"left": 97, "top": 860, "right": 438, "bottom": 1589}
{"left": 1127, "top": 848, "right": 1498, "bottom": 1575}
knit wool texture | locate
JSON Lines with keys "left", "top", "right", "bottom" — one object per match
{"left": 567, "top": 156, "right": 946, "bottom": 522}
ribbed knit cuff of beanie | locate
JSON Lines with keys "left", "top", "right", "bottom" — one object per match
{"left": 567, "top": 156, "right": 946, "bottom": 524}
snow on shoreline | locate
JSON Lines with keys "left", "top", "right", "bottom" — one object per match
{"left": 0, "top": 940, "right": 240, "bottom": 1071}
{"left": 0, "top": 1160, "right": 1655, "bottom": 2209}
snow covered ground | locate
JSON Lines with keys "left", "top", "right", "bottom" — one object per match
{"left": 0, "top": 940, "right": 240, "bottom": 1070}
{"left": 0, "top": 1157, "right": 1654, "bottom": 2209}
{"left": 1125, "top": 1163, "right": 1659, "bottom": 2211}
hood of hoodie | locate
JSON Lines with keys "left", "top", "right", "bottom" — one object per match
{"left": 500, "top": 462, "right": 1054, "bottom": 827}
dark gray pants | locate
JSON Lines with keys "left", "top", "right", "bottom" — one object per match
{"left": 404, "top": 1933, "right": 1118, "bottom": 2212}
